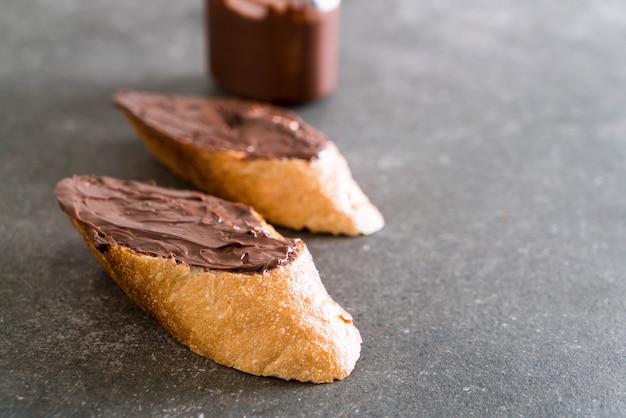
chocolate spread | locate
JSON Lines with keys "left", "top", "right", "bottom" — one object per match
{"left": 206, "top": 0, "right": 340, "bottom": 103}
{"left": 113, "top": 90, "right": 329, "bottom": 160}
{"left": 54, "top": 176, "right": 300, "bottom": 273}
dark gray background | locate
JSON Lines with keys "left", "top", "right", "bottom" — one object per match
{"left": 2, "top": 0, "right": 625, "bottom": 416}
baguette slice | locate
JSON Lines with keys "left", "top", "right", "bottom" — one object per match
{"left": 113, "top": 90, "right": 384, "bottom": 236}
{"left": 54, "top": 175, "right": 361, "bottom": 383}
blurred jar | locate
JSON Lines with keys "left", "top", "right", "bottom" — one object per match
{"left": 206, "top": 0, "right": 341, "bottom": 103}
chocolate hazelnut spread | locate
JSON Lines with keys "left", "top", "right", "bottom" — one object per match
{"left": 54, "top": 176, "right": 300, "bottom": 274}
{"left": 113, "top": 90, "right": 329, "bottom": 160}
{"left": 206, "top": 0, "right": 340, "bottom": 103}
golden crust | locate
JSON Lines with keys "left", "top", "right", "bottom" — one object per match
{"left": 67, "top": 216, "right": 362, "bottom": 383}
{"left": 119, "top": 109, "right": 384, "bottom": 236}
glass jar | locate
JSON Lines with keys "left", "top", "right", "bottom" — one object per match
{"left": 206, "top": 0, "right": 341, "bottom": 103}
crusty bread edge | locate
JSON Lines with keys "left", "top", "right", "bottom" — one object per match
{"left": 65, "top": 215, "right": 362, "bottom": 383}
{"left": 117, "top": 108, "right": 384, "bottom": 236}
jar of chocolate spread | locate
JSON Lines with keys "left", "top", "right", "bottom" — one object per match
{"left": 206, "top": 0, "right": 341, "bottom": 103}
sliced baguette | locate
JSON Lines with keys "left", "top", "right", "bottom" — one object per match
{"left": 113, "top": 90, "right": 384, "bottom": 236}
{"left": 55, "top": 175, "right": 361, "bottom": 383}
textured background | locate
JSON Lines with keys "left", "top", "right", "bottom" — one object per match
{"left": 1, "top": 0, "right": 625, "bottom": 416}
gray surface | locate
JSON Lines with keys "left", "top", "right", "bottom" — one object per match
{"left": 1, "top": 0, "right": 625, "bottom": 416}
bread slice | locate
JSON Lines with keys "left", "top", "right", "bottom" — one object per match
{"left": 112, "top": 90, "right": 384, "bottom": 236}
{"left": 54, "top": 175, "right": 361, "bottom": 383}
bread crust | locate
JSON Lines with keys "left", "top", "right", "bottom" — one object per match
{"left": 118, "top": 108, "right": 384, "bottom": 236}
{"left": 67, "top": 216, "right": 362, "bottom": 383}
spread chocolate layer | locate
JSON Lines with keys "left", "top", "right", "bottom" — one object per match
{"left": 206, "top": 0, "right": 340, "bottom": 103}
{"left": 54, "top": 175, "right": 300, "bottom": 273}
{"left": 113, "top": 90, "right": 329, "bottom": 160}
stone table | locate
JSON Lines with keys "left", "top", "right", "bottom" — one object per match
{"left": 1, "top": 0, "right": 625, "bottom": 416}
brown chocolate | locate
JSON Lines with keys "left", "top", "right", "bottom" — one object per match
{"left": 206, "top": 0, "right": 340, "bottom": 103}
{"left": 113, "top": 90, "right": 329, "bottom": 160}
{"left": 54, "top": 175, "right": 300, "bottom": 274}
